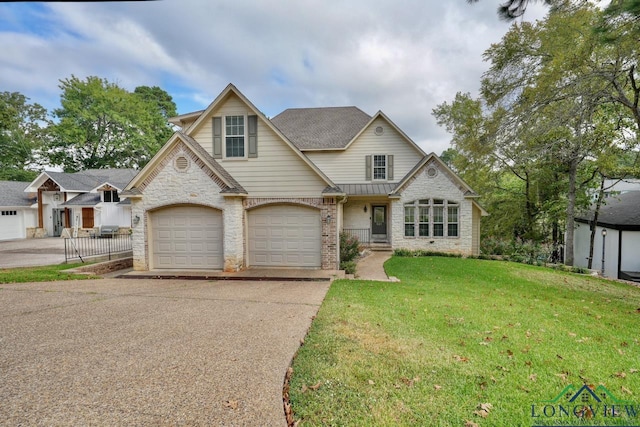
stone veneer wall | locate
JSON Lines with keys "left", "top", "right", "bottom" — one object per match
{"left": 391, "top": 161, "right": 474, "bottom": 255}
{"left": 243, "top": 197, "right": 338, "bottom": 270}
{"left": 131, "top": 143, "right": 244, "bottom": 271}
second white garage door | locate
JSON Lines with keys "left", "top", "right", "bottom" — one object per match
{"left": 151, "top": 205, "right": 223, "bottom": 269}
{"left": 248, "top": 205, "right": 321, "bottom": 267}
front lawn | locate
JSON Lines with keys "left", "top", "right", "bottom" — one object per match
{"left": 289, "top": 257, "right": 640, "bottom": 426}
{"left": 0, "top": 263, "right": 99, "bottom": 283}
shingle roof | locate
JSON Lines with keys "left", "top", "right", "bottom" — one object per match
{"left": 271, "top": 107, "right": 371, "bottom": 150}
{"left": 42, "top": 169, "right": 138, "bottom": 192}
{"left": 61, "top": 193, "right": 101, "bottom": 206}
{"left": 576, "top": 191, "right": 640, "bottom": 230}
{"left": 337, "top": 183, "right": 397, "bottom": 196}
{"left": 0, "top": 181, "right": 36, "bottom": 207}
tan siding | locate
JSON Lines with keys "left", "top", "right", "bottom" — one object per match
{"left": 190, "top": 94, "right": 328, "bottom": 197}
{"left": 306, "top": 117, "right": 423, "bottom": 183}
{"left": 472, "top": 205, "right": 481, "bottom": 256}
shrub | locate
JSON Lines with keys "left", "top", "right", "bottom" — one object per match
{"left": 340, "top": 261, "right": 357, "bottom": 275}
{"left": 340, "top": 232, "right": 360, "bottom": 263}
{"left": 393, "top": 249, "right": 462, "bottom": 258}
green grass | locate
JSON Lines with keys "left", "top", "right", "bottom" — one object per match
{"left": 0, "top": 263, "right": 99, "bottom": 283}
{"left": 289, "top": 257, "right": 640, "bottom": 426}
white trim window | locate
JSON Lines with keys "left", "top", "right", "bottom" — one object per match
{"left": 404, "top": 199, "right": 459, "bottom": 238}
{"left": 404, "top": 206, "right": 415, "bottom": 237}
{"left": 225, "top": 115, "right": 245, "bottom": 158}
{"left": 373, "top": 154, "right": 387, "bottom": 180}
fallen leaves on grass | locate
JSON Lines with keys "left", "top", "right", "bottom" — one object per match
{"left": 556, "top": 372, "right": 569, "bottom": 381}
{"left": 464, "top": 421, "right": 479, "bottom": 427}
{"left": 301, "top": 380, "right": 322, "bottom": 393}
{"left": 434, "top": 384, "right": 442, "bottom": 391}
{"left": 621, "top": 386, "right": 633, "bottom": 395}
{"left": 614, "top": 372, "right": 627, "bottom": 379}
{"left": 529, "top": 374, "right": 537, "bottom": 382}
{"left": 630, "top": 368, "right": 638, "bottom": 374}
{"left": 368, "top": 379, "right": 375, "bottom": 385}
{"left": 473, "top": 402, "right": 493, "bottom": 418}
{"left": 453, "top": 354, "right": 470, "bottom": 363}
{"left": 309, "top": 381, "right": 322, "bottom": 390}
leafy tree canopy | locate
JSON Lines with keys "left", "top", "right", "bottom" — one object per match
{"left": 46, "top": 76, "right": 176, "bottom": 172}
{"left": 0, "top": 91, "right": 47, "bottom": 181}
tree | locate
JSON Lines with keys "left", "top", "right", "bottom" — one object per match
{"left": 0, "top": 92, "right": 47, "bottom": 181}
{"left": 133, "top": 85, "right": 178, "bottom": 142}
{"left": 46, "top": 76, "right": 176, "bottom": 172}
{"left": 480, "top": 4, "right": 631, "bottom": 265}
{"left": 468, "top": 0, "right": 640, "bottom": 22}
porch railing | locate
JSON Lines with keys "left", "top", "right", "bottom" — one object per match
{"left": 64, "top": 234, "right": 132, "bottom": 263}
{"left": 343, "top": 228, "right": 371, "bottom": 244}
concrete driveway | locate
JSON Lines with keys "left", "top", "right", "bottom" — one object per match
{"left": 0, "top": 278, "right": 330, "bottom": 426}
{"left": 0, "top": 238, "right": 67, "bottom": 268}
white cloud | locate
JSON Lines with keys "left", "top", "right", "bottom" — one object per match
{"left": 0, "top": 0, "right": 550, "bottom": 154}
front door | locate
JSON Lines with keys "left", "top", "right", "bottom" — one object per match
{"left": 371, "top": 205, "right": 387, "bottom": 240}
{"left": 52, "top": 209, "right": 65, "bottom": 237}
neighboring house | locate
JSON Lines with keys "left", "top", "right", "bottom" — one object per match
{"left": 22, "top": 169, "right": 138, "bottom": 237}
{"left": 0, "top": 181, "right": 37, "bottom": 241}
{"left": 122, "top": 84, "right": 487, "bottom": 272}
{"left": 574, "top": 191, "right": 640, "bottom": 281}
{"left": 602, "top": 178, "right": 640, "bottom": 198}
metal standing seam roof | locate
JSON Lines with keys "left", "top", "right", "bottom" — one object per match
{"left": 0, "top": 181, "right": 36, "bottom": 207}
{"left": 337, "top": 183, "right": 397, "bottom": 196}
{"left": 576, "top": 191, "right": 640, "bottom": 229}
{"left": 271, "top": 106, "right": 372, "bottom": 150}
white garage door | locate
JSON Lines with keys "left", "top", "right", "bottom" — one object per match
{"left": 248, "top": 205, "right": 321, "bottom": 267}
{"left": 151, "top": 206, "right": 223, "bottom": 269}
{"left": 0, "top": 210, "right": 24, "bottom": 241}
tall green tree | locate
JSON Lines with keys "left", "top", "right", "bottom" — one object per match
{"left": 0, "top": 92, "right": 47, "bottom": 181}
{"left": 46, "top": 76, "right": 176, "bottom": 172}
{"left": 133, "top": 85, "right": 178, "bottom": 142}
{"left": 480, "top": 3, "right": 631, "bottom": 265}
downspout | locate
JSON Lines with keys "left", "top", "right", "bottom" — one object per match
{"left": 617, "top": 230, "right": 623, "bottom": 280}
{"left": 37, "top": 188, "right": 43, "bottom": 229}
{"left": 337, "top": 195, "right": 348, "bottom": 270}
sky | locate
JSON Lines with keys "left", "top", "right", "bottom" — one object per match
{"left": 0, "top": 0, "right": 548, "bottom": 156}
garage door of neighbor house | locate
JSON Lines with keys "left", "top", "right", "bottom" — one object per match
{"left": 248, "top": 205, "right": 321, "bottom": 268}
{"left": 150, "top": 206, "right": 223, "bottom": 269}
{"left": 0, "top": 210, "right": 24, "bottom": 241}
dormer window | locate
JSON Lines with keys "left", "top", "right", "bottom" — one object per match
{"left": 103, "top": 190, "right": 120, "bottom": 203}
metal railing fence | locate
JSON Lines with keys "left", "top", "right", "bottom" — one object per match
{"left": 342, "top": 228, "right": 371, "bottom": 244}
{"left": 64, "top": 234, "right": 132, "bottom": 263}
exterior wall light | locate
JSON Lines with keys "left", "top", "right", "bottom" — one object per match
{"left": 133, "top": 215, "right": 141, "bottom": 226}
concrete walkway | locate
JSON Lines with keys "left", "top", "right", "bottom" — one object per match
{"left": 0, "top": 278, "right": 330, "bottom": 426}
{"left": 355, "top": 250, "right": 398, "bottom": 281}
